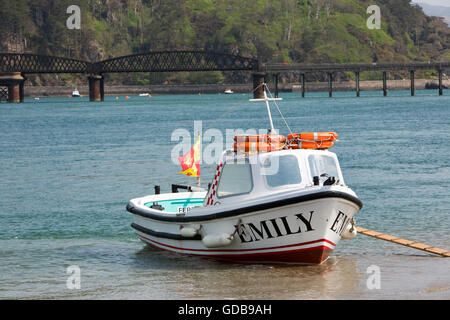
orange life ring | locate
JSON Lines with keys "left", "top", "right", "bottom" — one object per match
{"left": 233, "top": 142, "right": 285, "bottom": 152}
{"left": 287, "top": 132, "right": 337, "bottom": 149}
{"left": 234, "top": 134, "right": 286, "bottom": 143}
{"left": 300, "top": 141, "right": 335, "bottom": 149}
{"left": 287, "top": 132, "right": 338, "bottom": 141}
{"left": 287, "top": 141, "right": 334, "bottom": 149}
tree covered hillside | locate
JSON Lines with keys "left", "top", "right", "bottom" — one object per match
{"left": 1, "top": 0, "right": 449, "bottom": 85}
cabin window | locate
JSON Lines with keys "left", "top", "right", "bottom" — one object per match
{"left": 262, "top": 155, "right": 302, "bottom": 188}
{"left": 308, "top": 155, "right": 340, "bottom": 181}
{"left": 217, "top": 162, "right": 253, "bottom": 197}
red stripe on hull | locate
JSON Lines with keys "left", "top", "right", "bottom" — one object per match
{"left": 136, "top": 233, "right": 335, "bottom": 253}
{"left": 138, "top": 235, "right": 333, "bottom": 265}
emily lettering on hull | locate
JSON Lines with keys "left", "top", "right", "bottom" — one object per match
{"left": 236, "top": 211, "right": 315, "bottom": 243}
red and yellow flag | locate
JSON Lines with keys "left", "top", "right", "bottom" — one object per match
{"left": 178, "top": 134, "right": 201, "bottom": 177}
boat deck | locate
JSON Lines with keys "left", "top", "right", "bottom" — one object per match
{"left": 144, "top": 197, "right": 204, "bottom": 213}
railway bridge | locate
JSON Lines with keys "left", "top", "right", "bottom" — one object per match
{"left": 0, "top": 51, "right": 448, "bottom": 102}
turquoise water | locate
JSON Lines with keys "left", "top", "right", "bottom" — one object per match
{"left": 0, "top": 90, "right": 449, "bottom": 299}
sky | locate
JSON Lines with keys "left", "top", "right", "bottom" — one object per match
{"left": 411, "top": 0, "right": 450, "bottom": 6}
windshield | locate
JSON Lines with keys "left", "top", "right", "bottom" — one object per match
{"left": 308, "top": 154, "right": 341, "bottom": 183}
{"left": 217, "top": 162, "right": 253, "bottom": 197}
{"left": 262, "top": 155, "right": 302, "bottom": 188}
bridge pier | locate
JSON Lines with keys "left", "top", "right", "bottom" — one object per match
{"left": 301, "top": 74, "right": 306, "bottom": 98}
{"left": 88, "top": 74, "right": 104, "bottom": 102}
{"left": 383, "top": 72, "right": 388, "bottom": 96}
{"left": 327, "top": 73, "right": 333, "bottom": 98}
{"left": 410, "top": 70, "right": 415, "bottom": 96}
{"left": 252, "top": 73, "right": 266, "bottom": 99}
{"left": 273, "top": 73, "right": 279, "bottom": 98}
{"left": 355, "top": 72, "right": 360, "bottom": 97}
{"left": 0, "top": 72, "right": 25, "bottom": 103}
{"left": 438, "top": 70, "right": 443, "bottom": 96}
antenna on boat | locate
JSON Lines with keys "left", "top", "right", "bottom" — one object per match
{"left": 249, "top": 83, "right": 282, "bottom": 134}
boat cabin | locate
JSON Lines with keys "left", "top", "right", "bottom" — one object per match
{"left": 137, "top": 148, "right": 345, "bottom": 215}
{"left": 136, "top": 130, "right": 345, "bottom": 215}
{"left": 204, "top": 148, "right": 345, "bottom": 207}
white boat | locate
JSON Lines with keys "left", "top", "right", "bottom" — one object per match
{"left": 126, "top": 88, "right": 362, "bottom": 264}
{"left": 139, "top": 93, "right": 150, "bottom": 96}
{"left": 72, "top": 90, "right": 80, "bottom": 97}
{"left": 224, "top": 89, "right": 234, "bottom": 94}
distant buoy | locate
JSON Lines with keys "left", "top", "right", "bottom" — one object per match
{"left": 148, "top": 94, "right": 152, "bottom": 98}
{"left": 125, "top": 96, "right": 129, "bottom": 99}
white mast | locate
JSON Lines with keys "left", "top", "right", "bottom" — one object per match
{"left": 249, "top": 83, "right": 282, "bottom": 133}
{"left": 263, "top": 90, "right": 275, "bottom": 133}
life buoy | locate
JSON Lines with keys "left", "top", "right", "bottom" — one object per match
{"left": 286, "top": 132, "right": 337, "bottom": 149}
{"left": 234, "top": 134, "right": 286, "bottom": 143}
{"left": 300, "top": 141, "right": 335, "bottom": 149}
{"left": 287, "top": 132, "right": 338, "bottom": 141}
{"left": 287, "top": 141, "right": 335, "bottom": 149}
{"left": 233, "top": 142, "right": 285, "bottom": 152}
{"left": 232, "top": 132, "right": 337, "bottom": 151}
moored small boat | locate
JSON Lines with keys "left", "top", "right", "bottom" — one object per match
{"left": 126, "top": 87, "right": 362, "bottom": 264}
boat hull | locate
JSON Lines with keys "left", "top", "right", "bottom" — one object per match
{"left": 129, "top": 190, "right": 361, "bottom": 264}
{"left": 136, "top": 232, "right": 334, "bottom": 264}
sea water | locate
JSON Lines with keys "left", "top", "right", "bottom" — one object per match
{"left": 0, "top": 89, "right": 449, "bottom": 299}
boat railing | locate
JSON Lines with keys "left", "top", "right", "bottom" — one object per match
{"left": 171, "top": 184, "right": 193, "bottom": 193}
